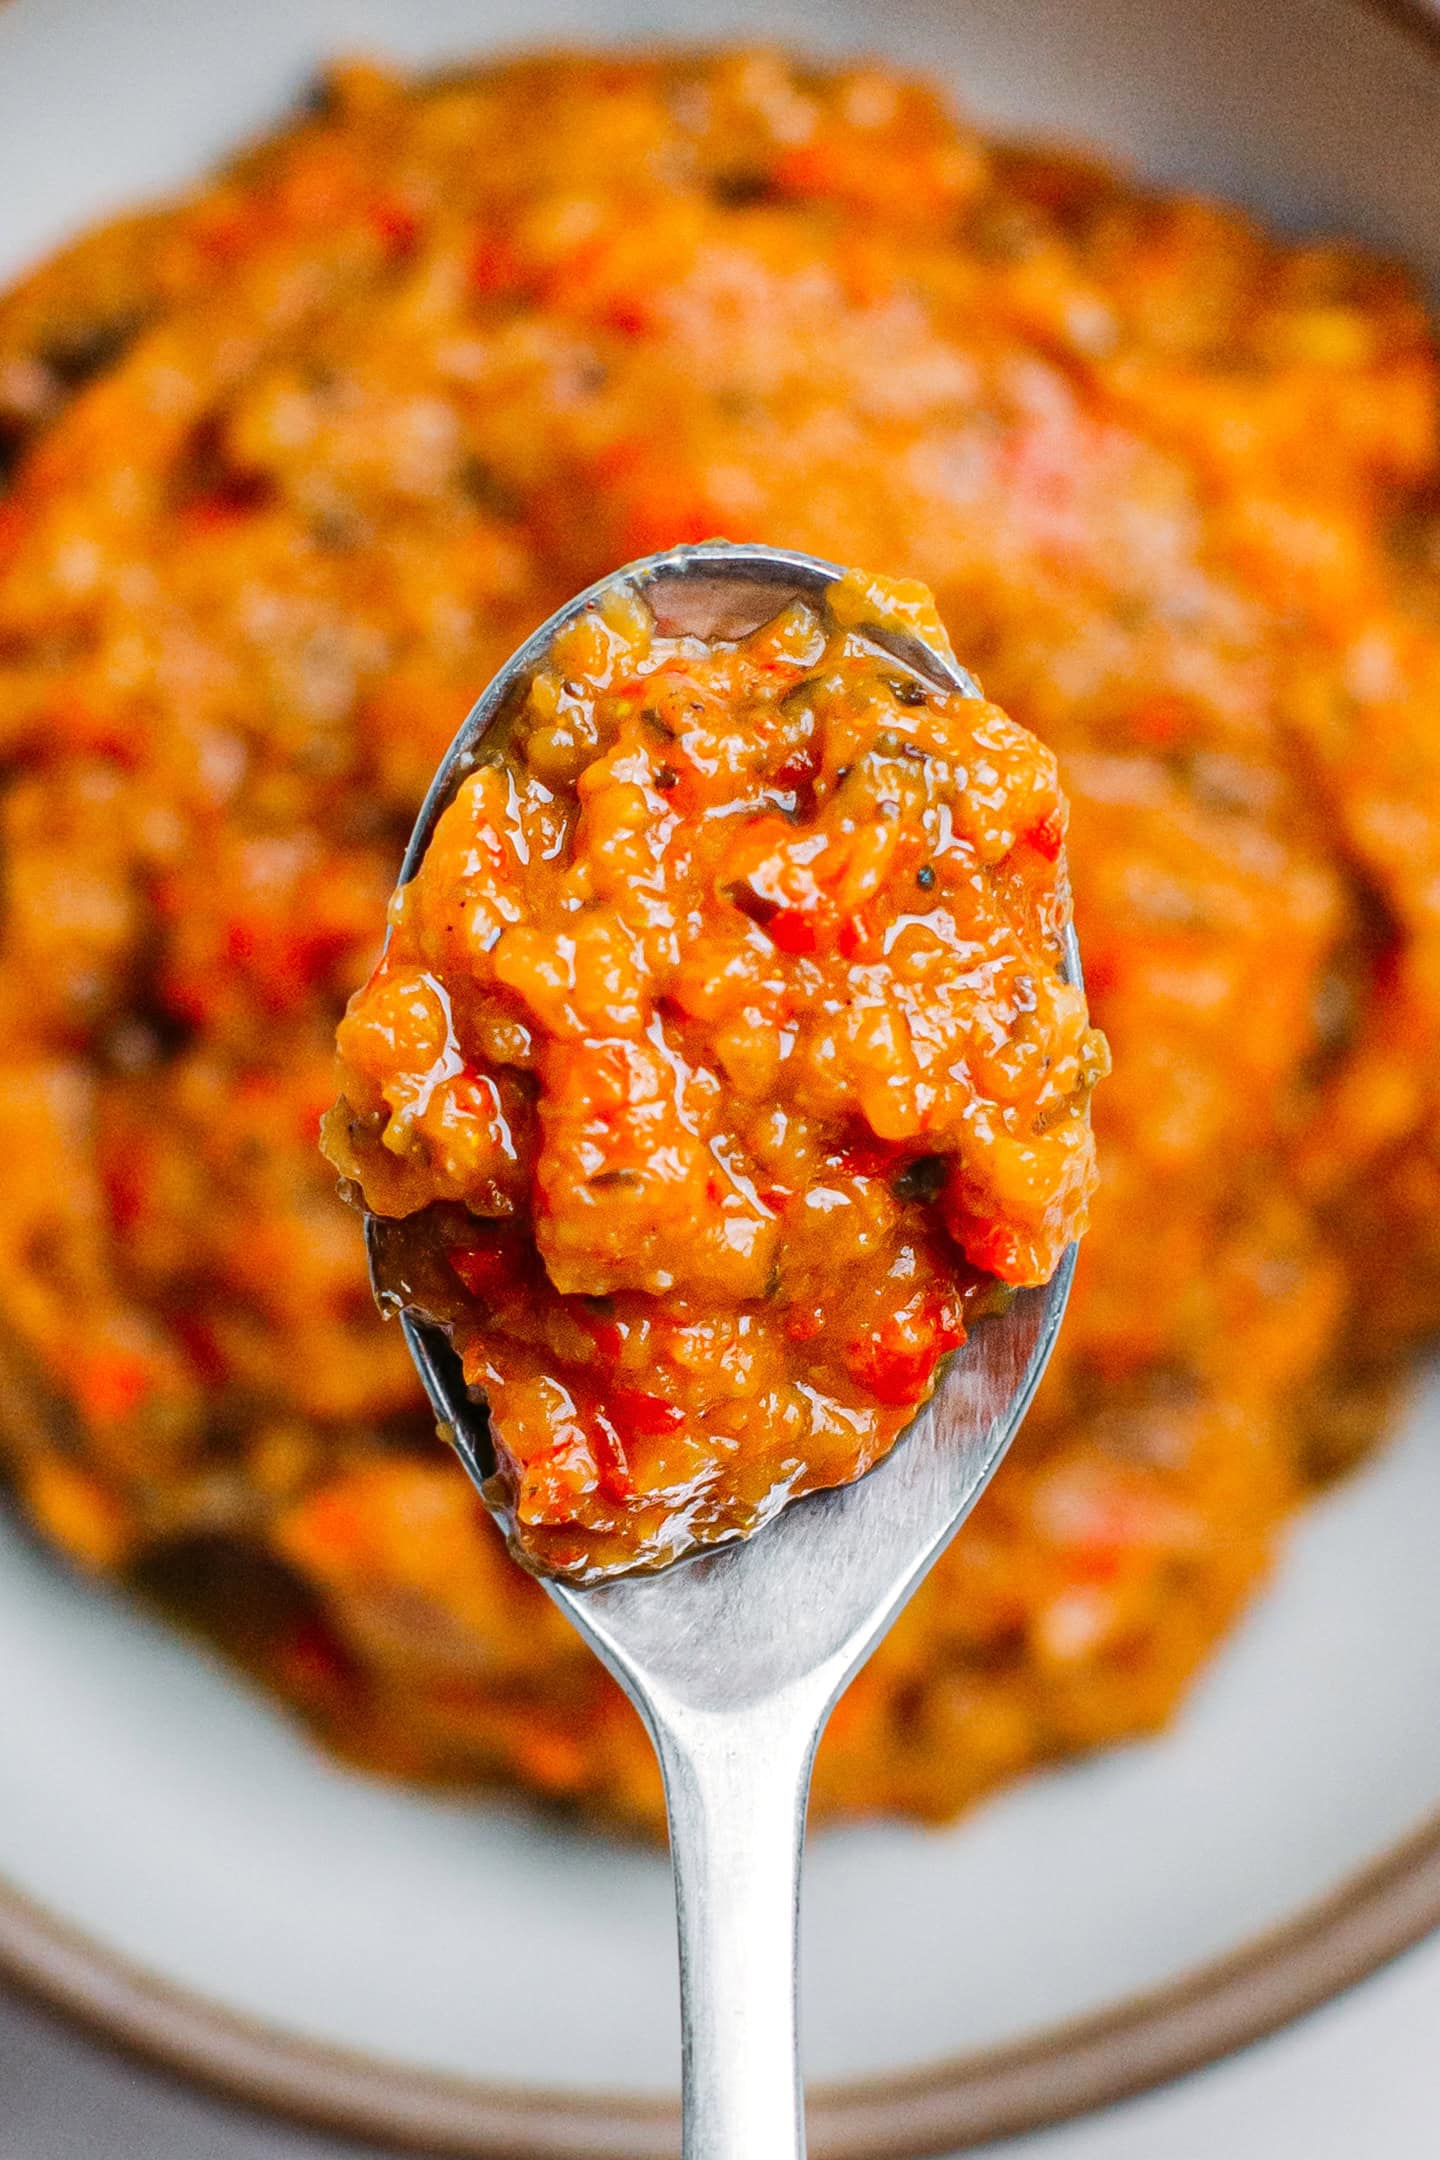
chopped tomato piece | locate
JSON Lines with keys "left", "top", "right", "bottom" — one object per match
{"left": 766, "top": 908, "right": 818, "bottom": 956}
{"left": 448, "top": 1240, "right": 515, "bottom": 1304}
{"left": 73, "top": 1347, "right": 156, "bottom": 1425}
{"left": 469, "top": 232, "right": 530, "bottom": 299}
{"left": 590, "top": 1408, "right": 637, "bottom": 1502}
{"left": 607, "top": 1388, "right": 685, "bottom": 1441}
{"left": 846, "top": 1291, "right": 967, "bottom": 1407}
{"left": 369, "top": 199, "right": 420, "bottom": 259}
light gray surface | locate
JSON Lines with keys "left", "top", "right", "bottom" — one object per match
{"left": 5, "top": 1935, "right": 1440, "bottom": 2159}
{"left": 0, "top": 1983, "right": 378, "bottom": 2160}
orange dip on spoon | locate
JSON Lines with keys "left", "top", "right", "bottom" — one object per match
{"left": 325, "top": 562, "right": 1106, "bottom": 1578}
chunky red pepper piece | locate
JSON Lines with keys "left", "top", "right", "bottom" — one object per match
{"left": 846, "top": 1290, "right": 967, "bottom": 1407}
{"left": 607, "top": 1388, "right": 686, "bottom": 1441}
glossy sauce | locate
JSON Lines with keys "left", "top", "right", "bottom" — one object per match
{"left": 327, "top": 567, "right": 1104, "bottom": 1576}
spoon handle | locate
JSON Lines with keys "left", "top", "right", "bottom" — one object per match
{"left": 653, "top": 1698, "right": 821, "bottom": 2159}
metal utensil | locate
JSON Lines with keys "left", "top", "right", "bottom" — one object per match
{"left": 368, "top": 542, "right": 1080, "bottom": 2160}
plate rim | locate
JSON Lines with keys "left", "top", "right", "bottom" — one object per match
{"left": 3, "top": 1804, "right": 1440, "bottom": 2156}
{"left": 4, "top": 0, "right": 1440, "bottom": 2146}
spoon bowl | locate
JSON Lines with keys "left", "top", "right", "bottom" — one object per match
{"left": 368, "top": 542, "right": 1081, "bottom": 2160}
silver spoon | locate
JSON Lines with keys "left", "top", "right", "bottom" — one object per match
{"left": 367, "top": 542, "right": 1080, "bottom": 2160}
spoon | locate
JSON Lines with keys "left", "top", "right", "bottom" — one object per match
{"left": 367, "top": 542, "right": 1080, "bottom": 2160}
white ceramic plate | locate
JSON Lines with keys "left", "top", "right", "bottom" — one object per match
{"left": 1, "top": 0, "right": 1439, "bottom": 2149}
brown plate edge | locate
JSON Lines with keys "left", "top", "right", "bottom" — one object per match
{"left": 3, "top": 1803, "right": 1440, "bottom": 2158}
{"left": 1355, "top": 0, "right": 1440, "bottom": 60}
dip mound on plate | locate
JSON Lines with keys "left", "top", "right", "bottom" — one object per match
{"left": 327, "top": 562, "right": 1103, "bottom": 1578}
{"left": 0, "top": 49, "right": 1438, "bottom": 1820}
